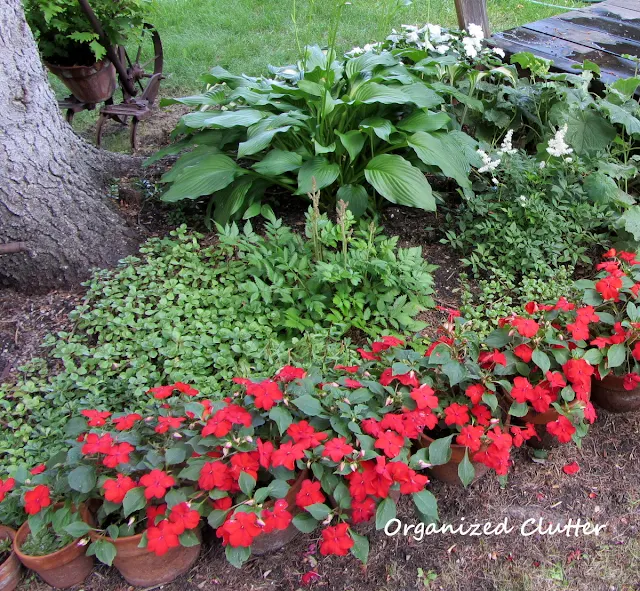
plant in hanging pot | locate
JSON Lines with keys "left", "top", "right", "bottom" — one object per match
{"left": 23, "top": 0, "right": 148, "bottom": 102}
{"left": 578, "top": 249, "right": 640, "bottom": 413}
{"left": 0, "top": 463, "right": 94, "bottom": 589}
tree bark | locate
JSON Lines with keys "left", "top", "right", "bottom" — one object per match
{"left": 0, "top": 0, "right": 139, "bottom": 291}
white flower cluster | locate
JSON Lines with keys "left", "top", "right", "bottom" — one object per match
{"left": 517, "top": 195, "right": 528, "bottom": 206}
{"left": 462, "top": 23, "right": 484, "bottom": 59}
{"left": 345, "top": 42, "right": 382, "bottom": 57}
{"left": 497, "top": 129, "right": 516, "bottom": 155}
{"left": 546, "top": 124, "right": 573, "bottom": 158}
{"left": 477, "top": 149, "right": 501, "bottom": 173}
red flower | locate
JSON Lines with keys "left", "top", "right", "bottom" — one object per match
{"left": 464, "top": 384, "right": 485, "bottom": 405}
{"left": 212, "top": 497, "right": 232, "bottom": 511}
{"left": 410, "top": 384, "right": 439, "bottom": 410}
{"left": 471, "top": 404, "right": 492, "bottom": 426}
{"left": 546, "top": 371, "right": 566, "bottom": 391}
{"left": 198, "top": 461, "right": 234, "bottom": 491}
{"left": 112, "top": 413, "right": 142, "bottom": 431}
{"left": 81, "top": 409, "right": 111, "bottom": 427}
{"left": 510, "top": 376, "right": 534, "bottom": 404}
{"left": 322, "top": 438, "right": 354, "bottom": 462}
{"left": 596, "top": 275, "right": 623, "bottom": 301}
{"left": 546, "top": 416, "right": 576, "bottom": 444}
{"left": 478, "top": 349, "right": 507, "bottom": 368}
{"left": 140, "top": 469, "right": 176, "bottom": 500}
{"left": 562, "top": 461, "right": 580, "bottom": 475}
{"left": 456, "top": 425, "right": 484, "bottom": 452}
{"left": 30, "top": 464, "right": 46, "bottom": 475}
{"left": 174, "top": 382, "right": 199, "bottom": 396}
{"left": 202, "top": 404, "right": 252, "bottom": 437}
{"left": 168, "top": 502, "right": 200, "bottom": 534}
{"left": 554, "top": 297, "right": 575, "bottom": 311}
{"left": 296, "top": 480, "right": 325, "bottom": 508}
{"left": 360, "top": 418, "right": 382, "bottom": 437}
{"left": 528, "top": 385, "right": 553, "bottom": 413}
{"left": 584, "top": 402, "right": 597, "bottom": 424}
{"left": 246, "top": 380, "right": 284, "bottom": 410}
{"left": 147, "top": 520, "right": 181, "bottom": 556}
{"left": 566, "top": 321, "right": 590, "bottom": 341}
{"left": 335, "top": 365, "right": 359, "bottom": 374}
{"left": 511, "top": 317, "right": 540, "bottom": 338}
{"left": 103, "top": 474, "right": 137, "bottom": 504}
{"left": 374, "top": 430, "right": 405, "bottom": 458}
{"left": 319, "top": 523, "right": 353, "bottom": 556}
{"left": 271, "top": 441, "right": 307, "bottom": 470}
{"left": 147, "top": 504, "right": 168, "bottom": 525}
{"left": 444, "top": 403, "right": 470, "bottom": 427}
{"left": 103, "top": 442, "right": 135, "bottom": 468}
{"left": 217, "top": 511, "right": 262, "bottom": 547}
{"left": 256, "top": 438, "right": 274, "bottom": 469}
{"left": 514, "top": 344, "right": 533, "bottom": 363}
{"left": 357, "top": 348, "right": 380, "bottom": 361}
{"left": 387, "top": 461, "right": 428, "bottom": 493}
{"left": 623, "top": 372, "right": 640, "bottom": 391}
{"left": 402, "top": 409, "right": 438, "bottom": 437}
{"left": 301, "top": 571, "right": 321, "bottom": 586}
{"left": 155, "top": 416, "right": 185, "bottom": 434}
{"left": 350, "top": 497, "right": 376, "bottom": 524}
{"left": 372, "top": 336, "right": 405, "bottom": 353}
{"left": 148, "top": 385, "right": 175, "bottom": 400}
{"left": 24, "top": 485, "right": 51, "bottom": 515}
{"left": 275, "top": 366, "right": 306, "bottom": 383}
{"left": 261, "top": 499, "right": 292, "bottom": 533}
{"left": 81, "top": 433, "right": 113, "bottom": 455}
{"left": 344, "top": 378, "right": 363, "bottom": 389}
{"left": 229, "top": 452, "right": 260, "bottom": 481}
{"left": 0, "top": 478, "right": 15, "bottom": 502}
{"left": 286, "top": 421, "right": 328, "bottom": 449}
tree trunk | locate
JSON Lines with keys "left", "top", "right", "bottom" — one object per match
{"left": 0, "top": 0, "right": 139, "bottom": 290}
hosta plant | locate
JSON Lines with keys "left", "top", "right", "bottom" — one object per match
{"left": 154, "top": 43, "right": 481, "bottom": 222}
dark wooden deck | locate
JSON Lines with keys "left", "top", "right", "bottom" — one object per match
{"left": 490, "top": 0, "right": 640, "bottom": 84}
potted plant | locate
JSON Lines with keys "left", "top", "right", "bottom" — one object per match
{"left": 23, "top": 0, "right": 147, "bottom": 103}
{"left": 579, "top": 249, "right": 640, "bottom": 412}
{"left": 0, "top": 523, "right": 21, "bottom": 591}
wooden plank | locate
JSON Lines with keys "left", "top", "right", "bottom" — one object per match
{"left": 556, "top": 8, "right": 640, "bottom": 43}
{"left": 590, "top": 2, "right": 640, "bottom": 20}
{"left": 489, "top": 33, "right": 584, "bottom": 72}
{"left": 454, "top": 0, "right": 490, "bottom": 36}
{"left": 523, "top": 18, "right": 640, "bottom": 57}
{"left": 599, "top": 0, "right": 640, "bottom": 14}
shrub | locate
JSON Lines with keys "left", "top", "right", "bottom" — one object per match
{"left": 0, "top": 211, "right": 435, "bottom": 465}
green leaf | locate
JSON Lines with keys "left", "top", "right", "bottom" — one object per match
{"left": 179, "top": 529, "right": 201, "bottom": 547}
{"left": 375, "top": 497, "right": 397, "bottom": 530}
{"left": 583, "top": 172, "right": 622, "bottom": 204}
{"left": 64, "top": 417, "right": 88, "bottom": 437}
{"left": 458, "top": 449, "right": 475, "bottom": 488}
{"left": 619, "top": 206, "right": 640, "bottom": 241}
{"left": 582, "top": 348, "right": 603, "bottom": 365}
{"left": 600, "top": 101, "right": 640, "bottom": 136}
{"left": 359, "top": 117, "right": 395, "bottom": 142}
{"left": 269, "top": 406, "right": 293, "bottom": 435}
{"left": 296, "top": 156, "right": 340, "bottom": 194}
{"left": 337, "top": 184, "right": 369, "bottom": 217}
{"left": 293, "top": 513, "right": 319, "bottom": 533}
{"left": 397, "top": 111, "right": 450, "bottom": 133}
{"left": 267, "top": 479, "right": 290, "bottom": 499}
{"left": 336, "top": 130, "right": 366, "bottom": 162}
{"left": 225, "top": 545, "right": 251, "bottom": 568}
{"left": 509, "top": 401, "right": 530, "bottom": 417}
{"left": 305, "top": 503, "right": 331, "bottom": 520}
{"left": 531, "top": 350, "right": 550, "bottom": 375}
{"left": 252, "top": 149, "right": 303, "bottom": 176}
{"left": 165, "top": 489, "right": 187, "bottom": 509}
{"left": 162, "top": 154, "right": 242, "bottom": 202}
{"left": 349, "top": 530, "right": 369, "bottom": 563}
{"left": 92, "top": 539, "right": 117, "bottom": 566}
{"left": 441, "top": 360, "right": 465, "bottom": 386}
{"left": 208, "top": 509, "right": 229, "bottom": 529}
{"left": 182, "top": 109, "right": 266, "bottom": 129}
{"left": 611, "top": 77, "right": 640, "bottom": 98}
{"left": 485, "top": 328, "right": 511, "bottom": 348}
{"left": 351, "top": 82, "right": 412, "bottom": 105}
{"left": 123, "top": 487, "right": 146, "bottom": 518}
{"left": 64, "top": 521, "right": 91, "bottom": 538}
{"left": 292, "top": 394, "right": 324, "bottom": 417}
{"left": 364, "top": 154, "right": 434, "bottom": 210}
{"left": 239, "top": 472, "right": 256, "bottom": 496}
{"left": 68, "top": 465, "right": 96, "bottom": 494}
{"left": 165, "top": 446, "right": 187, "bottom": 465}
{"left": 238, "top": 126, "right": 291, "bottom": 158}
{"left": 607, "top": 343, "right": 626, "bottom": 368}
{"left": 565, "top": 109, "right": 616, "bottom": 154}
{"left": 413, "top": 490, "right": 439, "bottom": 522}
{"left": 428, "top": 435, "right": 453, "bottom": 466}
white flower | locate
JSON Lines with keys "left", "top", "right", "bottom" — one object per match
{"left": 468, "top": 23, "right": 485, "bottom": 40}
{"left": 426, "top": 23, "right": 452, "bottom": 44}
{"left": 492, "top": 177, "right": 499, "bottom": 185}
{"left": 493, "top": 47, "right": 505, "bottom": 58}
{"left": 477, "top": 149, "right": 501, "bottom": 173}
{"left": 539, "top": 161, "right": 546, "bottom": 169}
{"left": 406, "top": 31, "right": 420, "bottom": 43}
{"left": 497, "top": 129, "right": 516, "bottom": 155}
{"left": 565, "top": 157, "right": 573, "bottom": 163}
{"left": 517, "top": 195, "right": 528, "bottom": 206}
{"left": 346, "top": 46, "right": 364, "bottom": 56}
{"left": 435, "top": 44, "right": 450, "bottom": 54}
{"left": 462, "top": 36, "right": 481, "bottom": 59}
{"left": 546, "top": 124, "right": 573, "bottom": 157}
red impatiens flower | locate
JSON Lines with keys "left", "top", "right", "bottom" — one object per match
{"left": 374, "top": 430, "right": 405, "bottom": 458}
{"left": 168, "top": 502, "right": 200, "bottom": 534}
{"left": 350, "top": 497, "right": 376, "bottom": 524}
{"left": 198, "top": 461, "right": 234, "bottom": 491}
{"left": 155, "top": 416, "right": 185, "bottom": 434}
{"left": 139, "top": 469, "right": 176, "bottom": 500}
{"left": 202, "top": 404, "right": 252, "bottom": 437}
{"left": 295, "top": 480, "right": 325, "bottom": 508}
{"left": 514, "top": 344, "right": 534, "bottom": 363}
{"left": 319, "top": 523, "right": 354, "bottom": 556}
{"left": 286, "top": 421, "right": 328, "bottom": 449}
{"left": 271, "top": 441, "right": 307, "bottom": 470}
{"left": 212, "top": 497, "right": 232, "bottom": 511}
{"left": 623, "top": 372, "right": 640, "bottom": 391}
{"left": 24, "top": 484, "right": 51, "bottom": 515}
{"left": 261, "top": 499, "right": 292, "bottom": 533}
{"left": 443, "top": 403, "right": 470, "bottom": 427}
{"left": 546, "top": 416, "right": 576, "bottom": 444}
{"left": 147, "top": 520, "right": 181, "bottom": 556}
{"left": 301, "top": 571, "right": 321, "bottom": 586}
{"left": 360, "top": 418, "right": 382, "bottom": 437}
{"left": 411, "top": 384, "right": 439, "bottom": 410}
{"left": 562, "top": 461, "right": 580, "bottom": 475}
{"left": 471, "top": 404, "right": 492, "bottom": 426}
{"left": 335, "top": 365, "right": 359, "bottom": 374}
{"left": 147, "top": 503, "right": 168, "bottom": 525}
{"left": 245, "top": 380, "right": 284, "bottom": 410}
{"left": 528, "top": 385, "right": 553, "bottom": 414}
{"left": 344, "top": 378, "right": 363, "bottom": 389}
{"left": 112, "top": 413, "right": 142, "bottom": 431}
{"left": 30, "top": 464, "right": 46, "bottom": 475}
{"left": 464, "top": 384, "right": 485, "bottom": 405}
{"left": 595, "top": 274, "right": 623, "bottom": 301}
{"left": 456, "top": 425, "right": 485, "bottom": 452}
{"left": 217, "top": 512, "right": 262, "bottom": 547}
{"left": 174, "top": 382, "right": 199, "bottom": 396}
{"left": 274, "top": 366, "right": 306, "bottom": 383}
{"left": 81, "top": 433, "right": 113, "bottom": 455}
{"left": 103, "top": 474, "right": 137, "bottom": 504}
{"left": 356, "top": 348, "right": 380, "bottom": 361}
{"left": 379, "top": 368, "right": 419, "bottom": 388}
{"left": 478, "top": 349, "right": 507, "bottom": 369}
{"left": 81, "top": 409, "right": 111, "bottom": 427}
{"left": 148, "top": 385, "right": 175, "bottom": 400}
{"left": 256, "top": 438, "right": 274, "bottom": 469}
{"left": 371, "top": 336, "right": 405, "bottom": 353}
{"left": 386, "top": 461, "right": 428, "bottom": 494}
{"left": 103, "top": 442, "right": 135, "bottom": 468}
{"left": 229, "top": 452, "right": 260, "bottom": 481}
{"left": 510, "top": 317, "right": 540, "bottom": 338}
{"left": 0, "top": 478, "right": 15, "bottom": 502}
{"left": 584, "top": 402, "right": 597, "bottom": 424}
{"left": 322, "top": 438, "right": 354, "bottom": 462}
{"left": 510, "top": 376, "right": 534, "bottom": 404}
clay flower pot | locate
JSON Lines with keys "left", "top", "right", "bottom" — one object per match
{"left": 592, "top": 374, "right": 640, "bottom": 413}
{"left": 81, "top": 506, "right": 201, "bottom": 587}
{"left": 13, "top": 518, "right": 93, "bottom": 589}
{"left": 0, "top": 526, "right": 21, "bottom": 591}
{"left": 250, "top": 469, "right": 309, "bottom": 556}
{"left": 418, "top": 433, "right": 488, "bottom": 486}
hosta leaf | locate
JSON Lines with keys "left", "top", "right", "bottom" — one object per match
{"left": 364, "top": 154, "right": 434, "bottom": 210}
{"left": 359, "top": 117, "right": 396, "bottom": 142}
{"left": 402, "top": 83, "right": 444, "bottom": 109}
{"left": 252, "top": 150, "right": 303, "bottom": 176}
{"left": 337, "top": 184, "right": 369, "bottom": 217}
{"left": 346, "top": 51, "right": 398, "bottom": 80}
{"left": 182, "top": 109, "right": 266, "bottom": 130}
{"left": 336, "top": 130, "right": 366, "bottom": 162}
{"left": 238, "top": 126, "right": 291, "bottom": 158}
{"left": 351, "top": 82, "right": 412, "bottom": 105}
{"left": 397, "top": 111, "right": 450, "bottom": 133}
{"left": 296, "top": 156, "right": 340, "bottom": 194}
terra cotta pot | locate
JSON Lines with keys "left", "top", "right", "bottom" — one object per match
{"left": 13, "top": 518, "right": 93, "bottom": 589}
{"left": 418, "top": 433, "right": 489, "bottom": 486}
{"left": 592, "top": 373, "right": 640, "bottom": 413}
{"left": 46, "top": 59, "right": 116, "bottom": 104}
{"left": 0, "top": 526, "right": 21, "bottom": 591}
